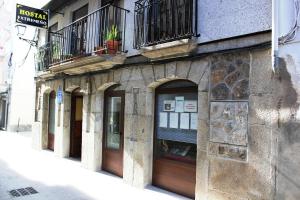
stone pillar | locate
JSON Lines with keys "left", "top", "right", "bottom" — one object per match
{"left": 123, "top": 90, "right": 135, "bottom": 185}
{"left": 132, "top": 89, "right": 151, "bottom": 188}
{"left": 121, "top": 85, "right": 152, "bottom": 188}
{"left": 90, "top": 91, "right": 105, "bottom": 171}
{"left": 61, "top": 92, "right": 71, "bottom": 158}
{"left": 195, "top": 90, "right": 210, "bottom": 200}
{"left": 41, "top": 91, "right": 49, "bottom": 150}
{"left": 82, "top": 89, "right": 104, "bottom": 171}
{"left": 55, "top": 91, "right": 71, "bottom": 158}
{"left": 82, "top": 91, "right": 91, "bottom": 168}
{"left": 142, "top": 88, "right": 155, "bottom": 186}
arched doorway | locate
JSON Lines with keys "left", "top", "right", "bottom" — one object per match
{"left": 48, "top": 91, "right": 56, "bottom": 151}
{"left": 153, "top": 80, "right": 198, "bottom": 198}
{"left": 102, "top": 87, "right": 125, "bottom": 177}
{"left": 70, "top": 88, "right": 83, "bottom": 159}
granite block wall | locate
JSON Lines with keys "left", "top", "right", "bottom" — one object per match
{"left": 33, "top": 47, "right": 275, "bottom": 200}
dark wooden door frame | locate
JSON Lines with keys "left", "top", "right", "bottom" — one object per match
{"left": 152, "top": 81, "right": 198, "bottom": 198}
{"left": 70, "top": 91, "right": 83, "bottom": 158}
{"left": 102, "top": 90, "right": 125, "bottom": 177}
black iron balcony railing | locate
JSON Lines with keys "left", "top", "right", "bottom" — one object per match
{"left": 35, "top": 4, "right": 129, "bottom": 71}
{"left": 133, "top": 0, "right": 198, "bottom": 49}
{"left": 35, "top": 43, "right": 50, "bottom": 72}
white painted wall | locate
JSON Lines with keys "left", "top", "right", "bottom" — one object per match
{"left": 277, "top": 0, "right": 300, "bottom": 92}
{"left": 275, "top": 0, "right": 300, "bottom": 199}
{"left": 41, "top": 0, "right": 272, "bottom": 56}
{"left": 5, "top": 0, "right": 50, "bottom": 131}
{"left": 198, "top": 0, "right": 272, "bottom": 43}
{"left": 0, "top": 0, "right": 13, "bottom": 88}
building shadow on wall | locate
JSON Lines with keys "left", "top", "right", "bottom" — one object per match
{"left": 270, "top": 58, "right": 300, "bottom": 199}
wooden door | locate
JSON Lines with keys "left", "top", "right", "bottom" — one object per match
{"left": 48, "top": 91, "right": 56, "bottom": 151}
{"left": 152, "top": 81, "right": 197, "bottom": 199}
{"left": 70, "top": 94, "right": 83, "bottom": 158}
{"left": 102, "top": 90, "right": 124, "bottom": 177}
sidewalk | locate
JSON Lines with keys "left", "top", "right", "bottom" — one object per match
{"left": 0, "top": 131, "right": 190, "bottom": 200}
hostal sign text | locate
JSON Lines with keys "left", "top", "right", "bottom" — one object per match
{"left": 16, "top": 4, "right": 48, "bottom": 29}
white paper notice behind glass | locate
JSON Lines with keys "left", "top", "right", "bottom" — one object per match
{"left": 169, "top": 112, "right": 179, "bottom": 128}
{"left": 180, "top": 113, "right": 190, "bottom": 129}
{"left": 159, "top": 112, "right": 168, "bottom": 128}
{"left": 190, "top": 113, "right": 198, "bottom": 130}
{"left": 175, "top": 96, "right": 184, "bottom": 113}
{"left": 184, "top": 100, "right": 197, "bottom": 112}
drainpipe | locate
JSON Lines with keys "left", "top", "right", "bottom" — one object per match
{"left": 272, "top": 0, "right": 279, "bottom": 74}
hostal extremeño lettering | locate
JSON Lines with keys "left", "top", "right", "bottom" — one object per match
{"left": 19, "top": 9, "right": 47, "bottom": 20}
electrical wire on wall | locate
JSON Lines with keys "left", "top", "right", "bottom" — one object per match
{"left": 18, "top": 28, "right": 38, "bottom": 68}
{"left": 279, "top": 0, "right": 300, "bottom": 44}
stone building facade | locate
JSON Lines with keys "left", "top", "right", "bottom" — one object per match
{"left": 31, "top": 0, "right": 295, "bottom": 199}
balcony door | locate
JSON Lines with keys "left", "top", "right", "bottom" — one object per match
{"left": 102, "top": 90, "right": 124, "bottom": 177}
{"left": 101, "top": 0, "right": 121, "bottom": 6}
{"left": 70, "top": 90, "right": 83, "bottom": 159}
{"left": 48, "top": 91, "right": 56, "bottom": 151}
{"left": 71, "top": 4, "right": 88, "bottom": 55}
{"left": 48, "top": 23, "right": 58, "bottom": 42}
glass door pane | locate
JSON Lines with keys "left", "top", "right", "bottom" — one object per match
{"left": 106, "top": 96, "right": 121, "bottom": 149}
{"left": 155, "top": 90, "right": 197, "bottom": 163}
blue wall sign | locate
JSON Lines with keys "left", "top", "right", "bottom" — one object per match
{"left": 57, "top": 87, "right": 63, "bottom": 104}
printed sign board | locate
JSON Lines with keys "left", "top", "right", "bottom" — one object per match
{"left": 163, "top": 100, "right": 175, "bottom": 112}
{"left": 16, "top": 4, "right": 48, "bottom": 29}
{"left": 57, "top": 87, "right": 63, "bottom": 104}
{"left": 184, "top": 100, "right": 197, "bottom": 112}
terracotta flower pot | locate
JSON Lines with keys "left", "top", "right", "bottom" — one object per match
{"left": 106, "top": 40, "right": 119, "bottom": 54}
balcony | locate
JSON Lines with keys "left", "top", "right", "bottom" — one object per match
{"left": 133, "top": 0, "right": 199, "bottom": 60}
{"left": 35, "top": 4, "right": 129, "bottom": 76}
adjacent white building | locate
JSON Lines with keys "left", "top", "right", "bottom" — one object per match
{"left": 0, "top": 0, "right": 49, "bottom": 131}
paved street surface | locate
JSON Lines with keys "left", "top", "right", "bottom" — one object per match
{"left": 0, "top": 131, "right": 190, "bottom": 200}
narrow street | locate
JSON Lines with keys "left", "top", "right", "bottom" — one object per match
{"left": 0, "top": 131, "right": 189, "bottom": 200}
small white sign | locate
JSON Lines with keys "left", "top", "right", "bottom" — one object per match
{"left": 159, "top": 112, "right": 168, "bottom": 128}
{"left": 184, "top": 100, "right": 197, "bottom": 112}
{"left": 190, "top": 113, "right": 198, "bottom": 130}
{"left": 169, "top": 112, "right": 179, "bottom": 128}
{"left": 163, "top": 100, "right": 175, "bottom": 111}
{"left": 180, "top": 113, "right": 190, "bottom": 129}
{"left": 175, "top": 96, "right": 184, "bottom": 113}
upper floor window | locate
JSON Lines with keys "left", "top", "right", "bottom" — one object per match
{"left": 48, "top": 23, "right": 58, "bottom": 42}
{"left": 49, "top": 23, "right": 58, "bottom": 32}
{"left": 101, "top": 0, "right": 119, "bottom": 6}
{"left": 72, "top": 4, "right": 88, "bottom": 22}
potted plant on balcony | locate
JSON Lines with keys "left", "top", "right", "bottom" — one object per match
{"left": 105, "top": 25, "right": 120, "bottom": 54}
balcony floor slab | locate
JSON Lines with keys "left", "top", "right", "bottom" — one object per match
{"left": 140, "top": 39, "right": 197, "bottom": 60}
{"left": 48, "top": 54, "right": 126, "bottom": 75}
